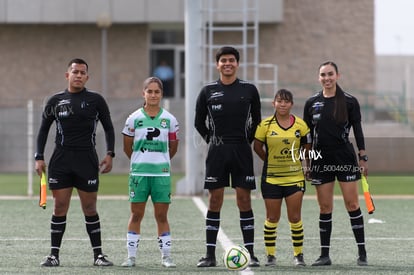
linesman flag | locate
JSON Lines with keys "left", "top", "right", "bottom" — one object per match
{"left": 361, "top": 175, "right": 375, "bottom": 214}
{"left": 39, "top": 171, "right": 47, "bottom": 209}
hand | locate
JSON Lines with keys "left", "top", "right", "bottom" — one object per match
{"left": 305, "top": 170, "right": 312, "bottom": 181}
{"left": 35, "top": 160, "right": 46, "bottom": 176}
{"left": 359, "top": 160, "right": 368, "bottom": 177}
{"left": 99, "top": 155, "right": 113, "bottom": 174}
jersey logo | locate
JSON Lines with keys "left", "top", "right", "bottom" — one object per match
{"left": 210, "top": 91, "right": 224, "bottom": 98}
{"left": 160, "top": 119, "right": 168, "bottom": 128}
{"left": 295, "top": 130, "right": 301, "bottom": 138}
{"left": 211, "top": 104, "right": 222, "bottom": 111}
{"left": 270, "top": 131, "right": 278, "bottom": 136}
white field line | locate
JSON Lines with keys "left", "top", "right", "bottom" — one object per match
{"left": 192, "top": 196, "right": 254, "bottom": 274}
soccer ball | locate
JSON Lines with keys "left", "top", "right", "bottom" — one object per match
{"left": 223, "top": 244, "right": 251, "bottom": 271}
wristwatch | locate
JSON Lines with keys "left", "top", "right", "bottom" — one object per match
{"left": 358, "top": 154, "right": 368, "bottom": 162}
{"left": 34, "top": 153, "right": 44, "bottom": 161}
{"left": 107, "top": 151, "right": 115, "bottom": 158}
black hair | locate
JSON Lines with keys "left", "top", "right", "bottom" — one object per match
{"left": 215, "top": 46, "right": 240, "bottom": 63}
{"left": 274, "top": 88, "right": 293, "bottom": 103}
{"left": 319, "top": 61, "right": 347, "bottom": 123}
{"left": 67, "top": 58, "right": 88, "bottom": 71}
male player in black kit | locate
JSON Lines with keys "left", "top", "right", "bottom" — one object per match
{"left": 195, "top": 46, "right": 262, "bottom": 267}
{"left": 35, "top": 58, "right": 115, "bottom": 267}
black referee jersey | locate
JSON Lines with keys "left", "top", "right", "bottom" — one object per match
{"left": 194, "top": 78, "right": 261, "bottom": 144}
{"left": 36, "top": 88, "right": 115, "bottom": 153}
{"left": 303, "top": 89, "right": 365, "bottom": 151}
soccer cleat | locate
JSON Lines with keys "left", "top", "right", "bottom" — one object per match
{"left": 197, "top": 256, "right": 217, "bottom": 267}
{"left": 293, "top": 253, "right": 306, "bottom": 266}
{"left": 94, "top": 254, "right": 113, "bottom": 266}
{"left": 40, "top": 255, "right": 60, "bottom": 267}
{"left": 162, "top": 256, "right": 176, "bottom": 268}
{"left": 121, "top": 257, "right": 136, "bottom": 267}
{"left": 249, "top": 255, "right": 260, "bottom": 267}
{"left": 357, "top": 255, "right": 368, "bottom": 266}
{"left": 311, "top": 255, "right": 331, "bottom": 266}
{"left": 265, "top": 255, "right": 276, "bottom": 266}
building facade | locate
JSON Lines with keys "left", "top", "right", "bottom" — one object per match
{"left": 0, "top": 0, "right": 378, "bottom": 173}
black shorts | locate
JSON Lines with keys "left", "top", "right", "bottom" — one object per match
{"left": 204, "top": 143, "right": 256, "bottom": 190}
{"left": 261, "top": 181, "right": 305, "bottom": 199}
{"left": 310, "top": 143, "right": 361, "bottom": 185}
{"left": 48, "top": 146, "right": 100, "bottom": 192}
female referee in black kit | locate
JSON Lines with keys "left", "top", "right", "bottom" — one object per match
{"left": 303, "top": 61, "right": 369, "bottom": 267}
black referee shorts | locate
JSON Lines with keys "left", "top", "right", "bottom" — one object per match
{"left": 204, "top": 143, "right": 256, "bottom": 190}
{"left": 48, "top": 146, "right": 100, "bottom": 192}
{"left": 310, "top": 143, "right": 361, "bottom": 185}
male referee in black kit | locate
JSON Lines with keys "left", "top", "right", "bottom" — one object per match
{"left": 195, "top": 46, "right": 262, "bottom": 267}
{"left": 35, "top": 58, "right": 115, "bottom": 267}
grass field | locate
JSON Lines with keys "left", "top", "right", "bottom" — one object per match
{"left": 0, "top": 173, "right": 413, "bottom": 274}
{"left": 1, "top": 196, "right": 414, "bottom": 274}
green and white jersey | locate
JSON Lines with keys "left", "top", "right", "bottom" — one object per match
{"left": 122, "top": 107, "right": 179, "bottom": 176}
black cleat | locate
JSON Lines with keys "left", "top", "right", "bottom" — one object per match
{"left": 197, "top": 256, "right": 217, "bottom": 267}
{"left": 312, "top": 255, "right": 331, "bottom": 266}
{"left": 293, "top": 253, "right": 306, "bottom": 266}
{"left": 265, "top": 255, "right": 276, "bottom": 266}
{"left": 357, "top": 255, "right": 368, "bottom": 266}
{"left": 40, "top": 255, "right": 60, "bottom": 267}
{"left": 249, "top": 255, "right": 260, "bottom": 267}
{"left": 94, "top": 254, "right": 113, "bottom": 266}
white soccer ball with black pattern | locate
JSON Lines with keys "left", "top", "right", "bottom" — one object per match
{"left": 223, "top": 244, "right": 250, "bottom": 271}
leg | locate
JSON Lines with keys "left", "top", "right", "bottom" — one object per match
{"left": 206, "top": 188, "right": 225, "bottom": 257}
{"left": 197, "top": 188, "right": 224, "bottom": 267}
{"left": 154, "top": 202, "right": 171, "bottom": 255}
{"left": 78, "top": 190, "right": 112, "bottom": 266}
{"left": 154, "top": 203, "right": 176, "bottom": 267}
{"left": 285, "top": 191, "right": 305, "bottom": 257}
{"left": 235, "top": 187, "right": 259, "bottom": 266}
{"left": 263, "top": 198, "right": 282, "bottom": 266}
{"left": 312, "top": 182, "right": 334, "bottom": 266}
{"left": 125, "top": 202, "right": 146, "bottom": 261}
{"left": 339, "top": 181, "right": 367, "bottom": 265}
{"left": 40, "top": 188, "right": 72, "bottom": 266}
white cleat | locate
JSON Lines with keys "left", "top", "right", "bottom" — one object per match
{"left": 121, "top": 257, "right": 136, "bottom": 267}
{"left": 162, "top": 256, "right": 176, "bottom": 268}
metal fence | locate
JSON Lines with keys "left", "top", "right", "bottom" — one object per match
{"left": 0, "top": 91, "right": 413, "bottom": 176}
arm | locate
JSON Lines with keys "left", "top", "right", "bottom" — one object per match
{"left": 35, "top": 100, "right": 55, "bottom": 176}
{"left": 123, "top": 134, "right": 134, "bottom": 160}
{"left": 349, "top": 97, "right": 368, "bottom": 176}
{"left": 301, "top": 143, "right": 312, "bottom": 181}
{"left": 253, "top": 139, "right": 266, "bottom": 161}
{"left": 249, "top": 87, "right": 262, "bottom": 143}
{"left": 169, "top": 140, "right": 179, "bottom": 159}
{"left": 98, "top": 95, "right": 115, "bottom": 153}
{"left": 194, "top": 89, "right": 209, "bottom": 142}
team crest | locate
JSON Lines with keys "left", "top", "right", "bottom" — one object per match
{"left": 160, "top": 119, "right": 168, "bottom": 128}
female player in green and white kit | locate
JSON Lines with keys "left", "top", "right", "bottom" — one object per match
{"left": 121, "top": 77, "right": 179, "bottom": 268}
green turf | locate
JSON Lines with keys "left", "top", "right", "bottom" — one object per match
{"left": 0, "top": 197, "right": 413, "bottom": 274}
{"left": 0, "top": 173, "right": 413, "bottom": 196}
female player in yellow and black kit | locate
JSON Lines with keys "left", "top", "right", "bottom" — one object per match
{"left": 254, "top": 89, "right": 311, "bottom": 267}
